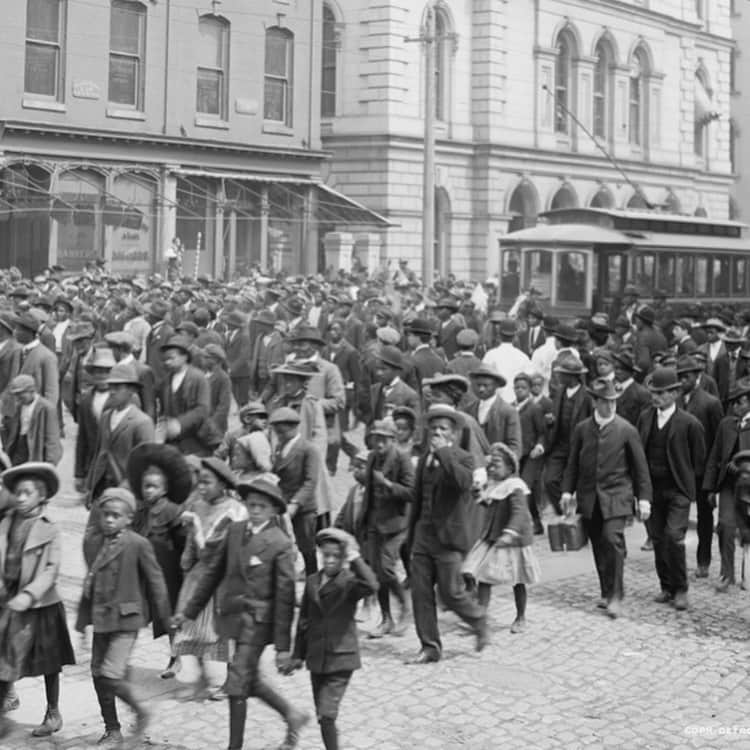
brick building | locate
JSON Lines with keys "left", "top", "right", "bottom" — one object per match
{"left": 322, "top": 0, "right": 735, "bottom": 281}
{"left": 0, "top": 0, "right": 387, "bottom": 278}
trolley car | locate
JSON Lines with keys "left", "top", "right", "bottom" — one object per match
{"left": 498, "top": 208, "right": 750, "bottom": 318}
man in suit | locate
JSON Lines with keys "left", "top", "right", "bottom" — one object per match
{"left": 173, "top": 477, "right": 308, "bottom": 750}
{"left": 518, "top": 305, "right": 546, "bottom": 357}
{"left": 104, "top": 331, "right": 156, "bottom": 421}
{"left": 337, "top": 298, "right": 365, "bottom": 353}
{"left": 2, "top": 374, "right": 62, "bottom": 466}
{"left": 13, "top": 311, "right": 59, "bottom": 406}
{"left": 702, "top": 377, "right": 750, "bottom": 592}
{"left": 270, "top": 407, "right": 322, "bottom": 576}
{"left": 0, "top": 315, "right": 21, "bottom": 417}
{"left": 225, "top": 310, "right": 253, "bottom": 407}
{"left": 612, "top": 350, "right": 650, "bottom": 426}
{"left": 86, "top": 363, "right": 155, "bottom": 505}
{"left": 360, "top": 420, "right": 415, "bottom": 638}
{"left": 369, "top": 346, "right": 420, "bottom": 425}
{"left": 466, "top": 364, "right": 522, "bottom": 457}
{"left": 562, "top": 378, "right": 652, "bottom": 619}
{"left": 721, "top": 328, "right": 748, "bottom": 403}
{"left": 159, "top": 335, "right": 212, "bottom": 456}
{"left": 637, "top": 367, "right": 706, "bottom": 610}
{"left": 408, "top": 404, "right": 488, "bottom": 663}
{"left": 677, "top": 355, "right": 723, "bottom": 578}
{"left": 673, "top": 319, "right": 698, "bottom": 356}
{"left": 693, "top": 350, "right": 721, "bottom": 398}
{"left": 544, "top": 355, "right": 592, "bottom": 516}
{"left": 62, "top": 321, "right": 96, "bottom": 423}
{"left": 144, "top": 300, "right": 174, "bottom": 394}
{"left": 435, "top": 298, "right": 464, "bottom": 361}
{"left": 404, "top": 319, "right": 446, "bottom": 389}
{"left": 446, "top": 329, "right": 481, "bottom": 379}
{"left": 633, "top": 306, "right": 668, "bottom": 374}
{"left": 697, "top": 318, "right": 730, "bottom": 403}
{"left": 203, "top": 343, "right": 232, "bottom": 437}
{"left": 249, "top": 311, "right": 285, "bottom": 399}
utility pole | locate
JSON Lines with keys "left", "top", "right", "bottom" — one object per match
{"left": 407, "top": 4, "right": 436, "bottom": 285}
{"left": 422, "top": 4, "right": 436, "bottom": 285}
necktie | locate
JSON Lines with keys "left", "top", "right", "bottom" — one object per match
{"left": 19, "top": 348, "right": 27, "bottom": 367}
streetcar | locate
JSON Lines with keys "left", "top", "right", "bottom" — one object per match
{"left": 497, "top": 208, "right": 750, "bottom": 318}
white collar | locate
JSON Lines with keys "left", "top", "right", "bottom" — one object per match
{"left": 565, "top": 384, "right": 581, "bottom": 398}
{"left": 594, "top": 411, "right": 616, "bottom": 428}
{"left": 657, "top": 403, "right": 676, "bottom": 423}
{"left": 23, "top": 339, "right": 40, "bottom": 352}
{"left": 121, "top": 354, "right": 135, "bottom": 365}
{"left": 248, "top": 520, "right": 270, "bottom": 534}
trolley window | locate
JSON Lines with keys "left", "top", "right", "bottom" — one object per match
{"left": 675, "top": 256, "right": 695, "bottom": 296}
{"left": 500, "top": 249, "right": 522, "bottom": 301}
{"left": 557, "top": 251, "right": 587, "bottom": 304}
{"left": 604, "top": 254, "right": 625, "bottom": 296}
{"left": 657, "top": 253, "right": 676, "bottom": 296}
{"left": 713, "top": 256, "right": 730, "bottom": 297}
{"left": 634, "top": 253, "right": 655, "bottom": 292}
{"left": 695, "top": 256, "right": 710, "bottom": 296}
{"left": 523, "top": 249, "right": 552, "bottom": 300}
{"left": 733, "top": 256, "right": 748, "bottom": 296}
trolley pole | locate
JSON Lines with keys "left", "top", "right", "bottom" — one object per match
{"left": 422, "top": 4, "right": 436, "bottom": 286}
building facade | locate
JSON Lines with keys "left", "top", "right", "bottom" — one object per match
{"left": 322, "top": 0, "right": 735, "bottom": 282}
{"left": 730, "top": 0, "right": 745, "bottom": 221}
{"left": 0, "top": 0, "right": 387, "bottom": 278}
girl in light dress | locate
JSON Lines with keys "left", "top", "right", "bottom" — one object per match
{"left": 173, "top": 458, "right": 247, "bottom": 699}
{"left": 463, "top": 442, "right": 541, "bottom": 634}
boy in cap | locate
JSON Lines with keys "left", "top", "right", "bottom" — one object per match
{"left": 77, "top": 487, "right": 171, "bottom": 748}
{"left": 284, "top": 528, "right": 378, "bottom": 750}
{"left": 446, "top": 328, "right": 481, "bottom": 378}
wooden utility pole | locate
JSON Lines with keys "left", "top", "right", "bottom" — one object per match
{"left": 422, "top": 3, "right": 436, "bottom": 285}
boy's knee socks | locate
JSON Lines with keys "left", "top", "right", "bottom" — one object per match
{"left": 319, "top": 717, "right": 338, "bottom": 750}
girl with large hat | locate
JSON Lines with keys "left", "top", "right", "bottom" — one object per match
{"left": 0, "top": 462, "right": 75, "bottom": 739}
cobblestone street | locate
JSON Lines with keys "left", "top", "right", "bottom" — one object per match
{"left": 2, "top": 423, "right": 750, "bottom": 750}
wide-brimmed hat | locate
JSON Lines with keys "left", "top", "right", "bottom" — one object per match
{"left": 425, "top": 403, "right": 460, "bottom": 425}
{"left": 675, "top": 355, "right": 702, "bottom": 374}
{"left": 404, "top": 318, "right": 433, "bottom": 336}
{"left": 587, "top": 377, "right": 620, "bottom": 400}
{"left": 425, "top": 373, "right": 470, "bottom": 393}
{"left": 271, "top": 360, "right": 318, "bottom": 378}
{"left": 199, "top": 456, "right": 237, "bottom": 490}
{"left": 288, "top": 325, "right": 325, "bottom": 346}
{"left": 728, "top": 377, "right": 750, "bottom": 403}
{"left": 634, "top": 306, "right": 656, "bottom": 325}
{"left": 552, "top": 354, "right": 587, "bottom": 376}
{"left": 106, "top": 363, "right": 141, "bottom": 386}
{"left": 723, "top": 328, "right": 746, "bottom": 345}
{"left": 1, "top": 461, "right": 59, "bottom": 497}
{"left": 468, "top": 364, "right": 507, "bottom": 386}
{"left": 236, "top": 476, "right": 286, "bottom": 512}
{"left": 269, "top": 407, "right": 301, "bottom": 425}
{"left": 375, "top": 345, "right": 403, "bottom": 370}
{"left": 488, "top": 442, "right": 519, "bottom": 475}
{"left": 369, "top": 419, "right": 396, "bottom": 438}
{"left": 85, "top": 346, "right": 117, "bottom": 370}
{"left": 645, "top": 366, "right": 680, "bottom": 393}
{"left": 160, "top": 335, "right": 192, "bottom": 358}
{"left": 697, "top": 317, "right": 727, "bottom": 332}
{"left": 554, "top": 324, "right": 579, "bottom": 344}
{"left": 127, "top": 442, "right": 193, "bottom": 505}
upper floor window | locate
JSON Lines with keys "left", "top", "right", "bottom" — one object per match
{"left": 555, "top": 31, "right": 576, "bottom": 135}
{"left": 629, "top": 47, "right": 648, "bottom": 147}
{"left": 321, "top": 4, "right": 337, "bottom": 118}
{"left": 694, "top": 69, "right": 714, "bottom": 159}
{"left": 264, "top": 27, "right": 294, "bottom": 126}
{"left": 197, "top": 15, "right": 230, "bottom": 119}
{"left": 109, "top": 1, "right": 146, "bottom": 109}
{"left": 25, "top": 0, "right": 66, "bottom": 100}
{"left": 593, "top": 39, "right": 614, "bottom": 140}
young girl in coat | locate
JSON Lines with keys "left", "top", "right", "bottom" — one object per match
{"left": 463, "top": 442, "right": 541, "bottom": 633}
{"left": 0, "top": 462, "right": 75, "bottom": 739}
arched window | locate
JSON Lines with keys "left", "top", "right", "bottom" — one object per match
{"left": 555, "top": 31, "right": 576, "bottom": 134}
{"left": 629, "top": 47, "right": 648, "bottom": 147}
{"left": 109, "top": 1, "right": 146, "bottom": 110}
{"left": 627, "top": 191, "right": 648, "bottom": 209}
{"left": 590, "top": 186, "right": 614, "bottom": 209}
{"left": 664, "top": 191, "right": 681, "bottom": 213}
{"left": 321, "top": 4, "right": 337, "bottom": 118}
{"left": 508, "top": 180, "right": 539, "bottom": 232}
{"left": 264, "top": 27, "right": 294, "bottom": 126}
{"left": 25, "top": 0, "right": 67, "bottom": 101}
{"left": 550, "top": 183, "right": 578, "bottom": 210}
{"left": 593, "top": 39, "right": 614, "bottom": 140}
{"left": 197, "top": 15, "right": 230, "bottom": 119}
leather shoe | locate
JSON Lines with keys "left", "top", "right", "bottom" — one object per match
{"left": 715, "top": 577, "right": 733, "bottom": 593}
{"left": 673, "top": 591, "right": 689, "bottom": 611}
{"left": 653, "top": 591, "right": 673, "bottom": 604}
{"left": 96, "top": 729, "right": 124, "bottom": 747}
{"left": 509, "top": 617, "right": 526, "bottom": 633}
{"left": 606, "top": 599, "right": 622, "bottom": 619}
{"left": 31, "top": 706, "right": 62, "bottom": 737}
{"left": 406, "top": 650, "right": 440, "bottom": 665}
{"left": 596, "top": 598, "right": 608, "bottom": 610}
{"left": 533, "top": 520, "right": 544, "bottom": 536}
{"left": 695, "top": 565, "right": 709, "bottom": 579}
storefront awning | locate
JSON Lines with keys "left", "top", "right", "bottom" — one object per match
{"left": 171, "top": 167, "right": 395, "bottom": 228}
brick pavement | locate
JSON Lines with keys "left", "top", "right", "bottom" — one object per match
{"left": 4, "top": 424, "right": 750, "bottom": 749}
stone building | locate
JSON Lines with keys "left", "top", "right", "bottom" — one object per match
{"left": 322, "top": 0, "right": 735, "bottom": 280}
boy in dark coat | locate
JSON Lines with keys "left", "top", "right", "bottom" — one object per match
{"left": 77, "top": 487, "right": 171, "bottom": 748}
{"left": 285, "top": 528, "right": 378, "bottom": 750}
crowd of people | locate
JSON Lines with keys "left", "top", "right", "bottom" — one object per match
{"left": 0, "top": 261, "right": 748, "bottom": 749}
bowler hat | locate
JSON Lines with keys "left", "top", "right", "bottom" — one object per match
{"left": 728, "top": 377, "right": 750, "bottom": 403}
{"left": 269, "top": 407, "right": 302, "bottom": 425}
{"left": 587, "top": 377, "right": 620, "bottom": 400}
{"left": 456, "top": 329, "right": 479, "bottom": 348}
{"left": 425, "top": 403, "right": 460, "bottom": 425}
{"left": 424, "top": 373, "right": 470, "bottom": 393}
{"left": 106, "top": 363, "right": 141, "bottom": 386}
{"left": 288, "top": 325, "right": 325, "bottom": 346}
{"left": 199, "top": 456, "right": 237, "bottom": 490}
{"left": 635, "top": 306, "right": 656, "bottom": 325}
{"left": 2, "top": 461, "right": 59, "bottom": 498}
{"left": 675, "top": 355, "right": 702, "bottom": 374}
{"left": 271, "top": 360, "right": 318, "bottom": 378}
{"left": 468, "top": 364, "right": 507, "bottom": 387}
{"left": 236, "top": 476, "right": 286, "bottom": 512}
{"left": 645, "top": 366, "right": 680, "bottom": 393}
{"left": 128, "top": 442, "right": 194, "bottom": 505}
{"left": 554, "top": 324, "right": 579, "bottom": 344}
{"left": 404, "top": 318, "right": 433, "bottom": 336}
{"left": 498, "top": 319, "right": 517, "bottom": 337}
{"left": 552, "top": 354, "right": 587, "bottom": 376}
{"left": 375, "top": 345, "right": 403, "bottom": 370}
{"left": 542, "top": 316, "right": 559, "bottom": 334}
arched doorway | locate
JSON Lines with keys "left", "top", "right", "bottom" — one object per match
{"left": 508, "top": 180, "right": 539, "bottom": 232}
{"left": 434, "top": 187, "right": 451, "bottom": 276}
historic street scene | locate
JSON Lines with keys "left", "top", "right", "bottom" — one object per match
{"left": 0, "top": 0, "right": 749, "bottom": 748}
